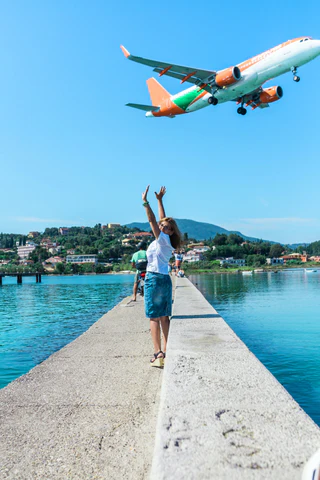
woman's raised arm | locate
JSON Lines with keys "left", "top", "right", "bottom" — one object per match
{"left": 142, "top": 185, "right": 160, "bottom": 239}
{"left": 155, "top": 186, "right": 166, "bottom": 220}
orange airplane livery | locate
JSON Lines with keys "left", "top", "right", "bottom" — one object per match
{"left": 120, "top": 37, "right": 320, "bottom": 117}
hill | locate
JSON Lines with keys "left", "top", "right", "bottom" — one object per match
{"left": 126, "top": 218, "right": 265, "bottom": 242}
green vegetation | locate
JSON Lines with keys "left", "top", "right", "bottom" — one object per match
{"left": 0, "top": 225, "right": 143, "bottom": 275}
{"left": 183, "top": 234, "right": 320, "bottom": 274}
{"left": 1, "top": 225, "right": 320, "bottom": 276}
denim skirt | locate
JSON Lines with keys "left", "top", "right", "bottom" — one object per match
{"left": 144, "top": 272, "right": 172, "bottom": 318}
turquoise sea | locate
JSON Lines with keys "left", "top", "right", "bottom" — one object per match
{"left": 1, "top": 270, "right": 319, "bottom": 427}
{"left": 189, "top": 269, "right": 320, "bottom": 427}
{"left": 0, "top": 274, "right": 134, "bottom": 389}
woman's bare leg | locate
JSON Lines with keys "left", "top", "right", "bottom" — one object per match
{"left": 160, "top": 316, "right": 170, "bottom": 353}
{"left": 150, "top": 318, "right": 162, "bottom": 356}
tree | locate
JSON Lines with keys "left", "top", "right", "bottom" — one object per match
{"left": 44, "top": 227, "right": 59, "bottom": 236}
{"left": 213, "top": 234, "right": 228, "bottom": 246}
{"left": 55, "top": 262, "right": 65, "bottom": 274}
{"left": 256, "top": 242, "right": 272, "bottom": 256}
{"left": 246, "top": 255, "right": 266, "bottom": 267}
{"left": 82, "top": 263, "right": 94, "bottom": 273}
{"left": 307, "top": 240, "right": 320, "bottom": 255}
{"left": 269, "top": 243, "right": 283, "bottom": 258}
{"left": 29, "top": 247, "right": 50, "bottom": 263}
{"left": 227, "top": 233, "right": 243, "bottom": 245}
{"left": 214, "top": 245, "right": 233, "bottom": 257}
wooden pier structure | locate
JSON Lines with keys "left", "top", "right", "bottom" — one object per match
{"left": 0, "top": 272, "right": 42, "bottom": 285}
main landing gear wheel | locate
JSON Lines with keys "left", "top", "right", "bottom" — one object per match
{"left": 208, "top": 96, "right": 218, "bottom": 105}
{"left": 237, "top": 106, "right": 247, "bottom": 115}
{"left": 293, "top": 75, "right": 300, "bottom": 82}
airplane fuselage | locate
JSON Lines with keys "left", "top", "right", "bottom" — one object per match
{"left": 146, "top": 37, "right": 320, "bottom": 117}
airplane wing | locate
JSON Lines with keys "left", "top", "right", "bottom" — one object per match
{"left": 235, "top": 87, "right": 269, "bottom": 110}
{"left": 120, "top": 45, "right": 215, "bottom": 92}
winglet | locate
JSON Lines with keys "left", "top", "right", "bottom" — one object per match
{"left": 120, "top": 45, "right": 130, "bottom": 58}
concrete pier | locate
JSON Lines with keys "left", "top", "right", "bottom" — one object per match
{"left": 0, "top": 295, "right": 161, "bottom": 480}
{"left": 151, "top": 278, "right": 320, "bottom": 479}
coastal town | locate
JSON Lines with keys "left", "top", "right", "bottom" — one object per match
{"left": 0, "top": 223, "right": 319, "bottom": 276}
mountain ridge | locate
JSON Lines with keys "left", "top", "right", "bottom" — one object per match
{"left": 126, "top": 218, "right": 270, "bottom": 243}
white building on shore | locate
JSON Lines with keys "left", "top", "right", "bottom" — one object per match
{"left": 17, "top": 242, "right": 37, "bottom": 259}
{"left": 266, "top": 257, "right": 284, "bottom": 265}
{"left": 66, "top": 254, "right": 98, "bottom": 265}
{"left": 183, "top": 250, "right": 204, "bottom": 263}
{"left": 220, "top": 257, "right": 245, "bottom": 267}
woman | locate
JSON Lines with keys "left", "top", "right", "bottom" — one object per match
{"left": 174, "top": 250, "right": 183, "bottom": 276}
{"left": 142, "top": 185, "right": 182, "bottom": 367}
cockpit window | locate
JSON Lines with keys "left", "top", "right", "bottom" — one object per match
{"left": 304, "top": 38, "right": 309, "bottom": 41}
{"left": 300, "top": 39, "right": 303, "bottom": 42}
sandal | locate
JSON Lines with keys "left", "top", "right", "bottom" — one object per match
{"left": 150, "top": 351, "right": 164, "bottom": 368}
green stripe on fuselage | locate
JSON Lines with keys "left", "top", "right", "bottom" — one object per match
{"left": 173, "top": 87, "right": 205, "bottom": 110}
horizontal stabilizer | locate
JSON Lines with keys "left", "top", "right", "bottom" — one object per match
{"left": 126, "top": 103, "right": 159, "bottom": 112}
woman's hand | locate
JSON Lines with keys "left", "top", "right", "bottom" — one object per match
{"left": 155, "top": 186, "right": 166, "bottom": 200}
{"left": 142, "top": 185, "right": 150, "bottom": 203}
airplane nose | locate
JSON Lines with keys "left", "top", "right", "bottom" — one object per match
{"left": 312, "top": 39, "right": 320, "bottom": 53}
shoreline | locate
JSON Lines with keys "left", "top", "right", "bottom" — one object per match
{"left": 1, "top": 265, "right": 318, "bottom": 277}
{"left": 184, "top": 265, "right": 319, "bottom": 275}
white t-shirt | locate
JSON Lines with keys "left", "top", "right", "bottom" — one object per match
{"left": 146, "top": 232, "right": 173, "bottom": 275}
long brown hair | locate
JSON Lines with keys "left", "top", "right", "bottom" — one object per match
{"left": 159, "top": 217, "right": 182, "bottom": 249}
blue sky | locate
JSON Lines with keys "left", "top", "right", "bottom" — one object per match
{"left": 1, "top": 0, "right": 320, "bottom": 244}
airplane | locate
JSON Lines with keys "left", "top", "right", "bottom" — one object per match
{"left": 120, "top": 37, "right": 320, "bottom": 118}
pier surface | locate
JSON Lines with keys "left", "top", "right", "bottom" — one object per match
{"left": 151, "top": 277, "right": 320, "bottom": 479}
{"left": 0, "top": 295, "right": 161, "bottom": 479}
{"left": 1, "top": 277, "right": 320, "bottom": 479}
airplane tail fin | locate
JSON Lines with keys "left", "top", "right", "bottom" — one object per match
{"left": 146, "top": 78, "right": 171, "bottom": 106}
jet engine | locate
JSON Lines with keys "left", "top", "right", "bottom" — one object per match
{"left": 215, "top": 66, "right": 241, "bottom": 87}
{"left": 259, "top": 86, "right": 283, "bottom": 104}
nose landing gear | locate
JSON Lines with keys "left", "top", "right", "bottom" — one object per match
{"left": 291, "top": 66, "right": 300, "bottom": 82}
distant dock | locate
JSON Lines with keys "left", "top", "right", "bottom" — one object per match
{"left": 0, "top": 272, "right": 42, "bottom": 285}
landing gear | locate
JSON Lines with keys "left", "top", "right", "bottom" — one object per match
{"left": 237, "top": 106, "right": 247, "bottom": 115}
{"left": 208, "top": 96, "right": 218, "bottom": 105}
{"left": 291, "top": 66, "right": 300, "bottom": 82}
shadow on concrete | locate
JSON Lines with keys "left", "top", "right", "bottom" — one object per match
{"left": 172, "top": 314, "right": 221, "bottom": 319}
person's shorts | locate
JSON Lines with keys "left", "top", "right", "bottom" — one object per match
{"left": 175, "top": 260, "right": 181, "bottom": 267}
{"left": 144, "top": 272, "right": 172, "bottom": 318}
{"left": 134, "top": 271, "right": 140, "bottom": 282}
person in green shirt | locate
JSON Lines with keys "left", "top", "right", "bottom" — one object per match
{"left": 131, "top": 241, "right": 147, "bottom": 301}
